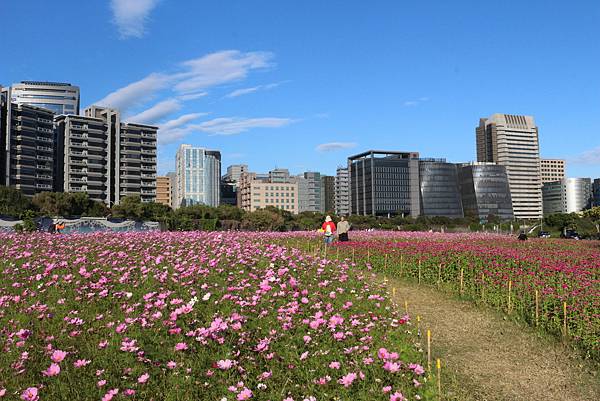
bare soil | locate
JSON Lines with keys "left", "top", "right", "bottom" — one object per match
{"left": 384, "top": 277, "right": 600, "bottom": 401}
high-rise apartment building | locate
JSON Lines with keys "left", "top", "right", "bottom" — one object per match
{"left": 237, "top": 171, "right": 298, "bottom": 213}
{"left": 348, "top": 150, "right": 420, "bottom": 217}
{"left": 334, "top": 167, "right": 350, "bottom": 216}
{"left": 321, "top": 175, "right": 335, "bottom": 213}
{"left": 476, "top": 114, "right": 542, "bottom": 219}
{"left": 54, "top": 106, "right": 157, "bottom": 205}
{"left": 175, "top": 145, "right": 221, "bottom": 208}
{"left": 0, "top": 89, "right": 55, "bottom": 196}
{"left": 295, "top": 172, "right": 323, "bottom": 213}
{"left": 9, "top": 81, "right": 80, "bottom": 115}
{"left": 419, "top": 160, "right": 463, "bottom": 218}
{"left": 156, "top": 176, "right": 171, "bottom": 207}
{"left": 457, "top": 163, "right": 514, "bottom": 221}
{"left": 542, "top": 178, "right": 592, "bottom": 215}
{"left": 540, "top": 159, "right": 566, "bottom": 184}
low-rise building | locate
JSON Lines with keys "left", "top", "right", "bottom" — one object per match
{"left": 542, "top": 178, "right": 592, "bottom": 214}
{"left": 156, "top": 176, "right": 171, "bottom": 207}
{"left": 238, "top": 171, "right": 298, "bottom": 213}
{"left": 540, "top": 159, "right": 566, "bottom": 184}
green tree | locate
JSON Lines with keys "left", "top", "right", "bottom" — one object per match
{"left": 242, "top": 209, "right": 285, "bottom": 231}
{"left": 583, "top": 207, "right": 600, "bottom": 234}
{"left": 0, "top": 186, "right": 32, "bottom": 217}
{"left": 111, "top": 195, "right": 145, "bottom": 220}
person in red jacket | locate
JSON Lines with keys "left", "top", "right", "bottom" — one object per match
{"left": 321, "top": 215, "right": 336, "bottom": 245}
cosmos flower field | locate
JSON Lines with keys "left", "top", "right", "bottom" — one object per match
{"left": 0, "top": 232, "right": 432, "bottom": 401}
{"left": 311, "top": 231, "right": 599, "bottom": 359}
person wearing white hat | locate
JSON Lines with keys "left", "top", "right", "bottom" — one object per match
{"left": 321, "top": 215, "right": 336, "bottom": 245}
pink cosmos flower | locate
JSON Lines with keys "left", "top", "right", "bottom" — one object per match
{"left": 217, "top": 359, "right": 234, "bottom": 370}
{"left": 174, "top": 342, "right": 188, "bottom": 351}
{"left": 338, "top": 372, "right": 357, "bottom": 387}
{"left": 0, "top": 388, "right": 6, "bottom": 397}
{"left": 20, "top": 387, "right": 38, "bottom": 401}
{"left": 101, "top": 388, "right": 119, "bottom": 401}
{"left": 329, "top": 361, "right": 341, "bottom": 369}
{"left": 167, "top": 361, "right": 177, "bottom": 369}
{"left": 124, "top": 389, "right": 136, "bottom": 397}
{"left": 138, "top": 373, "right": 149, "bottom": 384}
{"left": 237, "top": 388, "right": 253, "bottom": 400}
{"left": 97, "top": 379, "right": 107, "bottom": 387}
{"left": 382, "top": 386, "right": 392, "bottom": 393}
{"left": 390, "top": 392, "right": 406, "bottom": 401}
{"left": 51, "top": 349, "right": 67, "bottom": 363}
{"left": 383, "top": 361, "right": 401, "bottom": 373}
{"left": 409, "top": 363, "right": 425, "bottom": 375}
{"left": 43, "top": 363, "right": 61, "bottom": 376}
{"left": 74, "top": 359, "right": 91, "bottom": 368}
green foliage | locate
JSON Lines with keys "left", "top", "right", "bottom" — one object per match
{"left": 32, "top": 191, "right": 109, "bottom": 217}
{"left": 0, "top": 186, "right": 32, "bottom": 217}
{"left": 241, "top": 209, "right": 285, "bottom": 231}
{"left": 21, "top": 210, "right": 37, "bottom": 232}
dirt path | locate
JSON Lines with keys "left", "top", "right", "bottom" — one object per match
{"left": 385, "top": 277, "right": 600, "bottom": 401}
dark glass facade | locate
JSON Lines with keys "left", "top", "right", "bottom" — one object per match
{"left": 593, "top": 179, "right": 600, "bottom": 207}
{"left": 349, "top": 150, "right": 420, "bottom": 217}
{"left": 419, "top": 161, "right": 463, "bottom": 218}
{"left": 458, "top": 164, "right": 514, "bottom": 221}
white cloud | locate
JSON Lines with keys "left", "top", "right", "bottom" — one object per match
{"left": 316, "top": 142, "right": 357, "bottom": 152}
{"left": 174, "top": 50, "right": 274, "bottom": 93}
{"left": 161, "top": 113, "right": 206, "bottom": 130}
{"left": 94, "top": 50, "right": 274, "bottom": 113}
{"left": 110, "top": 0, "right": 160, "bottom": 39}
{"left": 569, "top": 147, "right": 600, "bottom": 165}
{"left": 177, "top": 92, "right": 208, "bottom": 101}
{"left": 224, "top": 82, "right": 282, "bottom": 98}
{"left": 127, "top": 98, "right": 182, "bottom": 124}
{"left": 158, "top": 113, "right": 207, "bottom": 144}
{"left": 403, "top": 97, "right": 430, "bottom": 107}
{"left": 193, "top": 117, "right": 294, "bottom": 136}
{"left": 95, "top": 73, "right": 171, "bottom": 111}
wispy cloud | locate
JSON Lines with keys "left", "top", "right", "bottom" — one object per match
{"left": 194, "top": 117, "right": 294, "bottom": 136}
{"left": 224, "top": 82, "right": 281, "bottom": 98}
{"left": 126, "top": 98, "right": 181, "bottom": 124}
{"left": 403, "top": 97, "right": 430, "bottom": 107}
{"left": 569, "top": 147, "right": 600, "bottom": 165}
{"left": 158, "top": 113, "right": 207, "bottom": 144}
{"left": 110, "top": 0, "right": 160, "bottom": 39}
{"left": 94, "top": 50, "right": 273, "bottom": 114}
{"left": 316, "top": 142, "right": 357, "bottom": 152}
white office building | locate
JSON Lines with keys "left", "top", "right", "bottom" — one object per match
{"left": 175, "top": 144, "right": 221, "bottom": 208}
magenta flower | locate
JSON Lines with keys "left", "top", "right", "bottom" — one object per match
{"left": 51, "top": 349, "right": 67, "bottom": 363}
{"left": 42, "top": 362, "right": 61, "bottom": 376}
{"left": 338, "top": 372, "right": 357, "bottom": 387}
{"left": 217, "top": 359, "right": 234, "bottom": 370}
{"left": 20, "top": 387, "right": 39, "bottom": 401}
{"left": 237, "top": 388, "right": 253, "bottom": 400}
{"left": 174, "top": 342, "right": 188, "bottom": 351}
{"left": 328, "top": 361, "right": 341, "bottom": 369}
{"left": 390, "top": 392, "right": 406, "bottom": 401}
{"left": 138, "top": 372, "right": 150, "bottom": 384}
{"left": 74, "top": 359, "right": 91, "bottom": 368}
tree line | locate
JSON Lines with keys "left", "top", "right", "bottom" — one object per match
{"left": 1, "top": 186, "right": 599, "bottom": 237}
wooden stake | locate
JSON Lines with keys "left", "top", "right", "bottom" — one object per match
{"left": 352, "top": 248, "right": 355, "bottom": 263}
{"left": 384, "top": 253, "right": 388, "bottom": 270}
{"left": 416, "top": 315, "right": 421, "bottom": 335}
{"left": 481, "top": 273, "right": 485, "bottom": 300}
{"left": 535, "top": 289, "right": 539, "bottom": 327}
{"left": 507, "top": 280, "right": 512, "bottom": 314}
{"left": 336, "top": 247, "right": 339, "bottom": 260}
{"left": 404, "top": 300, "right": 408, "bottom": 314}
{"left": 437, "top": 263, "right": 442, "bottom": 287}
{"left": 459, "top": 267, "right": 464, "bottom": 296}
{"left": 563, "top": 301, "right": 568, "bottom": 337}
{"left": 437, "top": 358, "right": 442, "bottom": 401}
{"left": 392, "top": 287, "right": 397, "bottom": 297}
{"left": 427, "top": 329, "right": 431, "bottom": 372}
{"left": 399, "top": 255, "right": 403, "bottom": 276}
{"left": 418, "top": 260, "right": 422, "bottom": 285}
{"left": 367, "top": 249, "right": 370, "bottom": 263}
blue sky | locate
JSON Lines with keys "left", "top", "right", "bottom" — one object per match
{"left": 1, "top": 0, "right": 599, "bottom": 177}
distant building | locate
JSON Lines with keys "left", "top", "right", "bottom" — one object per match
{"left": 321, "top": 175, "right": 335, "bottom": 213}
{"left": 223, "top": 164, "right": 248, "bottom": 182}
{"left": 54, "top": 106, "right": 158, "bottom": 205}
{"left": 542, "top": 178, "right": 592, "bottom": 215}
{"left": 220, "top": 177, "right": 238, "bottom": 206}
{"left": 166, "top": 172, "right": 177, "bottom": 208}
{"left": 593, "top": 179, "right": 600, "bottom": 207}
{"left": 237, "top": 171, "right": 298, "bottom": 213}
{"left": 174, "top": 144, "right": 221, "bottom": 208}
{"left": 156, "top": 176, "right": 171, "bottom": 207}
{"left": 419, "top": 160, "right": 463, "bottom": 218}
{"left": 457, "top": 162, "right": 514, "bottom": 221}
{"left": 476, "top": 114, "right": 542, "bottom": 219}
{"left": 348, "top": 150, "right": 420, "bottom": 217}
{"left": 9, "top": 81, "right": 80, "bottom": 115}
{"left": 540, "top": 159, "right": 566, "bottom": 184}
{"left": 0, "top": 88, "right": 55, "bottom": 196}
{"left": 295, "top": 172, "right": 323, "bottom": 213}
{"left": 334, "top": 167, "right": 350, "bottom": 216}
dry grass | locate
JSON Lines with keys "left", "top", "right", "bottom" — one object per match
{"left": 385, "top": 277, "right": 600, "bottom": 401}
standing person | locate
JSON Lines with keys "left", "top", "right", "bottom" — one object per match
{"left": 337, "top": 216, "right": 351, "bottom": 242}
{"left": 321, "top": 215, "right": 336, "bottom": 245}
